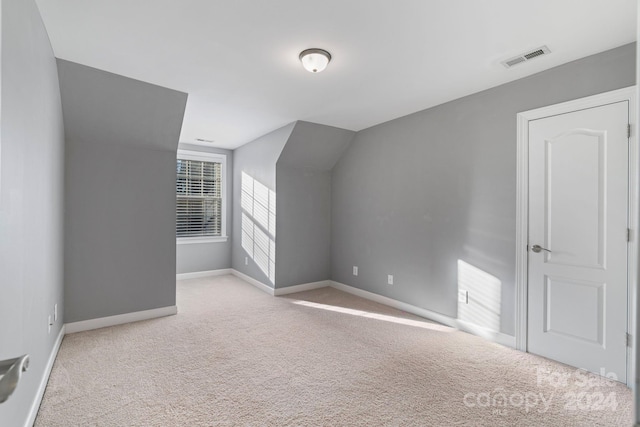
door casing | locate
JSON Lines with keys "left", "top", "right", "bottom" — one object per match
{"left": 515, "top": 86, "right": 638, "bottom": 387}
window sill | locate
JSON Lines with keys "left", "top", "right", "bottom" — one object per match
{"left": 177, "top": 236, "right": 229, "bottom": 245}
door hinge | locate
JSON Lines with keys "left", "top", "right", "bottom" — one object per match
{"left": 628, "top": 124, "right": 631, "bottom": 138}
{"left": 628, "top": 228, "right": 632, "bottom": 242}
{"left": 627, "top": 333, "right": 632, "bottom": 347}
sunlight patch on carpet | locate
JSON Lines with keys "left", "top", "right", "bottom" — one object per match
{"left": 291, "top": 300, "right": 454, "bottom": 332}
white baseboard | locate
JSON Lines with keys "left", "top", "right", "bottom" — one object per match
{"left": 228, "top": 271, "right": 330, "bottom": 297}
{"left": 274, "top": 280, "right": 331, "bottom": 296}
{"left": 24, "top": 325, "right": 65, "bottom": 427}
{"left": 329, "top": 281, "right": 516, "bottom": 348}
{"left": 65, "top": 306, "right": 178, "bottom": 334}
{"left": 230, "top": 269, "right": 274, "bottom": 296}
{"left": 176, "top": 268, "right": 232, "bottom": 281}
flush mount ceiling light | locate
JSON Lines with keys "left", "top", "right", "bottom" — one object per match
{"left": 299, "top": 48, "right": 331, "bottom": 73}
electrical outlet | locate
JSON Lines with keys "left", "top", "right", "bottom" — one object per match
{"left": 458, "top": 290, "right": 469, "bottom": 304}
{"left": 54, "top": 303, "right": 58, "bottom": 322}
{"left": 245, "top": 257, "right": 249, "bottom": 265}
{"left": 48, "top": 315, "right": 52, "bottom": 333}
{"left": 353, "top": 266, "right": 358, "bottom": 276}
{"left": 387, "top": 275, "right": 394, "bottom": 285}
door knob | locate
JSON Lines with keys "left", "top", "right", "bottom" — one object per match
{"left": 531, "top": 244, "right": 551, "bottom": 253}
{"left": 0, "top": 354, "right": 29, "bottom": 404}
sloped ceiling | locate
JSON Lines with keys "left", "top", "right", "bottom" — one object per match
{"left": 36, "top": 0, "right": 636, "bottom": 149}
{"left": 57, "top": 59, "right": 187, "bottom": 151}
{"left": 278, "top": 122, "right": 355, "bottom": 171}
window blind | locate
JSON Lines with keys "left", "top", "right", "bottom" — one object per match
{"left": 176, "top": 158, "right": 222, "bottom": 238}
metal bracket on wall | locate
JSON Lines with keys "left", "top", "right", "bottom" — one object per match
{"left": 0, "top": 355, "right": 29, "bottom": 404}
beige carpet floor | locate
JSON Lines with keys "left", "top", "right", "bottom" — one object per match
{"left": 35, "top": 275, "right": 632, "bottom": 426}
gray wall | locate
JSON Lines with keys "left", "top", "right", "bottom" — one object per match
{"left": 275, "top": 122, "right": 355, "bottom": 288}
{"left": 58, "top": 60, "right": 187, "bottom": 322}
{"left": 231, "top": 123, "right": 295, "bottom": 285}
{"left": 0, "top": 0, "right": 65, "bottom": 424}
{"left": 176, "top": 144, "right": 233, "bottom": 274}
{"left": 275, "top": 167, "right": 332, "bottom": 288}
{"left": 331, "top": 43, "right": 636, "bottom": 337}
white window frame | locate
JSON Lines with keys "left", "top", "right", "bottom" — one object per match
{"left": 176, "top": 148, "right": 228, "bottom": 244}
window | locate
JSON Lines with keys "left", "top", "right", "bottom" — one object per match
{"left": 176, "top": 149, "right": 227, "bottom": 243}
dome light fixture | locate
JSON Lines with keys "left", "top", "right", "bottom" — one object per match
{"left": 299, "top": 48, "right": 332, "bottom": 73}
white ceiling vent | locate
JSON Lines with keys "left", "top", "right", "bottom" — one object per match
{"left": 501, "top": 45, "right": 551, "bottom": 68}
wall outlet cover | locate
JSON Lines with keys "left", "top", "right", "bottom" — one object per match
{"left": 458, "top": 290, "right": 468, "bottom": 304}
{"left": 387, "top": 275, "right": 394, "bottom": 285}
{"left": 353, "top": 266, "right": 358, "bottom": 276}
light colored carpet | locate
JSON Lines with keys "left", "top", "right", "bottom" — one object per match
{"left": 35, "top": 275, "right": 632, "bottom": 426}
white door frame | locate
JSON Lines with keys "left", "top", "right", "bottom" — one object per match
{"left": 515, "top": 86, "right": 638, "bottom": 387}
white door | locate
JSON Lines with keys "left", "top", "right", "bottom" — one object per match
{"left": 527, "top": 101, "right": 629, "bottom": 379}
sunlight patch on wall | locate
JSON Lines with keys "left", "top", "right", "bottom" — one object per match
{"left": 241, "top": 172, "right": 276, "bottom": 283}
{"left": 457, "top": 260, "right": 501, "bottom": 332}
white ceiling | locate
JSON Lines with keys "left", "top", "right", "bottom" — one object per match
{"left": 36, "top": 0, "right": 637, "bottom": 149}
